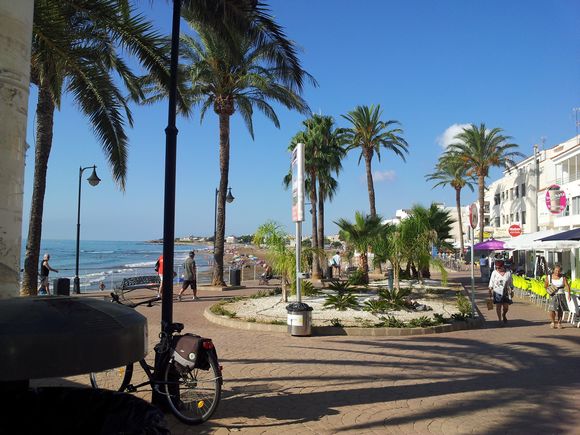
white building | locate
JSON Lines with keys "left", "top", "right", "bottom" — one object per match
{"left": 485, "top": 135, "right": 580, "bottom": 238}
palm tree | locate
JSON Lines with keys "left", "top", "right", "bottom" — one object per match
{"left": 335, "top": 212, "right": 384, "bottom": 284}
{"left": 426, "top": 153, "right": 475, "bottom": 257}
{"left": 342, "top": 105, "right": 409, "bottom": 217}
{"left": 181, "top": 22, "right": 312, "bottom": 286}
{"left": 21, "top": 0, "right": 179, "bottom": 295}
{"left": 447, "top": 124, "right": 523, "bottom": 242}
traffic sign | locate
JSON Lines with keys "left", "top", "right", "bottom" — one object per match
{"left": 469, "top": 203, "right": 478, "bottom": 229}
{"left": 508, "top": 224, "right": 522, "bottom": 237}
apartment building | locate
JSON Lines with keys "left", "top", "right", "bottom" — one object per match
{"left": 485, "top": 135, "right": 580, "bottom": 238}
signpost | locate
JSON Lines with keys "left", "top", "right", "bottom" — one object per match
{"left": 469, "top": 203, "right": 478, "bottom": 317}
{"left": 291, "top": 143, "right": 305, "bottom": 301}
{"left": 508, "top": 224, "right": 522, "bottom": 237}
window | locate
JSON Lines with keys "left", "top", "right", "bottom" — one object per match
{"left": 521, "top": 211, "right": 526, "bottom": 224}
{"left": 516, "top": 212, "right": 520, "bottom": 222}
{"left": 510, "top": 213, "right": 514, "bottom": 223}
{"left": 515, "top": 186, "right": 519, "bottom": 198}
{"left": 510, "top": 188, "right": 514, "bottom": 200}
{"left": 484, "top": 218, "right": 490, "bottom": 226}
{"left": 563, "top": 204, "right": 570, "bottom": 217}
{"left": 494, "top": 194, "right": 500, "bottom": 205}
{"left": 573, "top": 196, "right": 580, "bottom": 215}
{"left": 521, "top": 183, "right": 526, "bottom": 197}
{"left": 495, "top": 217, "right": 500, "bottom": 227}
{"left": 556, "top": 154, "right": 580, "bottom": 184}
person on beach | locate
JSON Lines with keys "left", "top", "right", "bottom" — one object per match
{"left": 178, "top": 251, "right": 198, "bottom": 301}
{"left": 155, "top": 254, "right": 164, "bottom": 298}
{"left": 545, "top": 264, "right": 572, "bottom": 329}
{"left": 488, "top": 260, "right": 513, "bottom": 326}
{"left": 38, "top": 253, "right": 58, "bottom": 295}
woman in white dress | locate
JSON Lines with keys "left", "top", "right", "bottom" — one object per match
{"left": 488, "top": 260, "right": 513, "bottom": 326}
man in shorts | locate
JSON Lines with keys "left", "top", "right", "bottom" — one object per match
{"left": 38, "top": 253, "right": 58, "bottom": 295}
{"left": 178, "top": 251, "right": 197, "bottom": 301}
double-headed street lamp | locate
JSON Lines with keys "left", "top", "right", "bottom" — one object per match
{"left": 74, "top": 165, "right": 101, "bottom": 294}
{"left": 213, "top": 187, "right": 234, "bottom": 253}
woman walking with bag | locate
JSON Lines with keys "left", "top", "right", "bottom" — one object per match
{"left": 545, "top": 264, "right": 571, "bottom": 329}
{"left": 488, "top": 260, "right": 513, "bottom": 326}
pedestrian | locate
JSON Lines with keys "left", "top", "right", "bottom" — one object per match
{"left": 178, "top": 251, "right": 198, "bottom": 301}
{"left": 38, "top": 253, "right": 58, "bottom": 295}
{"left": 545, "top": 264, "right": 572, "bottom": 329}
{"left": 155, "top": 254, "right": 164, "bottom": 298}
{"left": 330, "top": 251, "right": 341, "bottom": 278}
{"left": 479, "top": 255, "right": 489, "bottom": 282}
{"left": 488, "top": 260, "right": 513, "bottom": 326}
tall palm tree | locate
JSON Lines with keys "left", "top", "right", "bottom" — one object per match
{"left": 342, "top": 104, "right": 409, "bottom": 217}
{"left": 22, "top": 0, "right": 179, "bottom": 295}
{"left": 447, "top": 123, "right": 523, "bottom": 242}
{"left": 426, "top": 152, "right": 475, "bottom": 257}
{"left": 335, "top": 212, "right": 384, "bottom": 284}
{"left": 181, "top": 22, "right": 313, "bottom": 286}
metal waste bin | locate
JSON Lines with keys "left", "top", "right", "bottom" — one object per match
{"left": 53, "top": 278, "right": 70, "bottom": 296}
{"left": 286, "top": 302, "right": 313, "bottom": 336}
{"left": 229, "top": 269, "right": 241, "bottom": 286}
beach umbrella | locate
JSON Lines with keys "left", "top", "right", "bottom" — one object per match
{"left": 537, "top": 228, "right": 580, "bottom": 242}
{"left": 473, "top": 238, "right": 508, "bottom": 251}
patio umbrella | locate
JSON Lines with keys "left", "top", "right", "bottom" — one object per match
{"left": 473, "top": 238, "right": 508, "bottom": 251}
{"left": 537, "top": 228, "right": 580, "bottom": 242}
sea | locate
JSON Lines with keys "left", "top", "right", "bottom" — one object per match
{"left": 20, "top": 240, "right": 215, "bottom": 292}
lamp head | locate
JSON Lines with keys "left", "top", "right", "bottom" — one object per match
{"left": 87, "top": 166, "right": 101, "bottom": 187}
{"left": 226, "top": 187, "right": 234, "bottom": 203}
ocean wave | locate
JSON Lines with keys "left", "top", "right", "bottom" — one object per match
{"left": 124, "top": 261, "right": 156, "bottom": 268}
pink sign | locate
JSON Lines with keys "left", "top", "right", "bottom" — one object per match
{"left": 545, "top": 185, "right": 567, "bottom": 214}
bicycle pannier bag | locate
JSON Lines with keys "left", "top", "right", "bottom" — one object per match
{"left": 172, "top": 333, "right": 212, "bottom": 370}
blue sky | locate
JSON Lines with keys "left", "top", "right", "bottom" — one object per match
{"left": 22, "top": 0, "right": 579, "bottom": 241}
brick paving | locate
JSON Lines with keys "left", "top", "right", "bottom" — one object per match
{"left": 39, "top": 270, "right": 580, "bottom": 434}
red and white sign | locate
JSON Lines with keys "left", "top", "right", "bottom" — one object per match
{"left": 508, "top": 224, "right": 522, "bottom": 237}
{"left": 545, "top": 184, "right": 567, "bottom": 215}
{"left": 469, "top": 203, "right": 478, "bottom": 229}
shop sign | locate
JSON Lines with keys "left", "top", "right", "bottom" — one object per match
{"left": 545, "top": 185, "right": 567, "bottom": 215}
{"left": 508, "top": 224, "right": 522, "bottom": 237}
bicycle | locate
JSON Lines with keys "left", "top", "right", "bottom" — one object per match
{"left": 89, "top": 293, "right": 222, "bottom": 425}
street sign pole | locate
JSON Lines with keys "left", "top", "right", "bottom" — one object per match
{"left": 469, "top": 203, "right": 478, "bottom": 317}
{"left": 291, "top": 143, "right": 305, "bottom": 302}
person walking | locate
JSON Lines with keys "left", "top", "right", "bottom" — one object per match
{"left": 545, "top": 264, "right": 572, "bottom": 329}
{"left": 479, "top": 255, "right": 489, "bottom": 282}
{"left": 178, "top": 251, "right": 198, "bottom": 301}
{"left": 330, "top": 251, "right": 342, "bottom": 278}
{"left": 38, "top": 253, "right": 58, "bottom": 295}
{"left": 155, "top": 254, "right": 164, "bottom": 298}
{"left": 488, "top": 260, "right": 513, "bottom": 326}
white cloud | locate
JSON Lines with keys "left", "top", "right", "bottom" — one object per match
{"left": 436, "top": 123, "right": 470, "bottom": 149}
{"left": 373, "top": 170, "right": 396, "bottom": 182}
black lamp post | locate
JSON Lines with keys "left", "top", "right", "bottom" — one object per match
{"left": 213, "top": 187, "right": 235, "bottom": 253}
{"left": 74, "top": 165, "right": 100, "bottom": 294}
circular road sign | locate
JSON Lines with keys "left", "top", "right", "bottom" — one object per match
{"left": 469, "top": 203, "right": 478, "bottom": 229}
{"left": 508, "top": 224, "right": 522, "bottom": 237}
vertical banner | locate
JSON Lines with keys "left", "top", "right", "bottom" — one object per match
{"left": 291, "top": 143, "right": 305, "bottom": 222}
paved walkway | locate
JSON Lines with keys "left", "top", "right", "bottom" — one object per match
{"left": 142, "top": 270, "right": 579, "bottom": 434}
{"left": 39, "top": 271, "right": 580, "bottom": 434}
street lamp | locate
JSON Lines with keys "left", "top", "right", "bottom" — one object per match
{"left": 213, "top": 187, "right": 234, "bottom": 253}
{"left": 74, "top": 165, "right": 101, "bottom": 294}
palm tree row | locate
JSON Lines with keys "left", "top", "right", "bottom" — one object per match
{"left": 427, "top": 123, "right": 523, "bottom": 247}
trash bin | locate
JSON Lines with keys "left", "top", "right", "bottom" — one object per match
{"left": 53, "top": 278, "right": 70, "bottom": 296}
{"left": 286, "top": 302, "right": 313, "bottom": 336}
{"left": 325, "top": 266, "right": 333, "bottom": 279}
{"left": 229, "top": 269, "right": 241, "bottom": 286}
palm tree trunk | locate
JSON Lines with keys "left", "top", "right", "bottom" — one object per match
{"left": 478, "top": 175, "right": 485, "bottom": 243}
{"left": 363, "top": 150, "right": 376, "bottom": 217}
{"left": 0, "top": 0, "right": 33, "bottom": 297}
{"left": 22, "top": 82, "right": 55, "bottom": 295}
{"left": 212, "top": 113, "right": 231, "bottom": 286}
{"left": 360, "top": 252, "right": 369, "bottom": 284}
{"left": 309, "top": 172, "right": 320, "bottom": 279}
{"left": 455, "top": 187, "right": 465, "bottom": 258}
{"left": 317, "top": 183, "right": 324, "bottom": 270}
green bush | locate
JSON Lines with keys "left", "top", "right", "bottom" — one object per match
{"left": 456, "top": 294, "right": 472, "bottom": 317}
{"left": 362, "top": 299, "right": 391, "bottom": 314}
{"left": 323, "top": 293, "right": 359, "bottom": 311}
{"left": 407, "top": 316, "right": 436, "bottom": 328}
{"left": 327, "top": 280, "right": 355, "bottom": 294}
{"left": 347, "top": 269, "right": 367, "bottom": 286}
{"left": 210, "top": 302, "right": 237, "bottom": 318}
{"left": 301, "top": 280, "right": 320, "bottom": 296}
{"left": 376, "top": 316, "right": 405, "bottom": 328}
{"left": 378, "top": 286, "right": 411, "bottom": 309}
{"left": 328, "top": 318, "right": 343, "bottom": 327}
{"left": 433, "top": 313, "right": 448, "bottom": 324}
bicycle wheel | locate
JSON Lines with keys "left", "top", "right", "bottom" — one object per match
{"left": 164, "top": 354, "right": 221, "bottom": 424}
{"left": 90, "top": 364, "right": 133, "bottom": 391}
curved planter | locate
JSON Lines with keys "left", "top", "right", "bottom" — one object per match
{"left": 204, "top": 306, "right": 483, "bottom": 337}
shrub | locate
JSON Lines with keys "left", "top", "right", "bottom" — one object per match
{"left": 328, "top": 318, "right": 343, "bottom": 327}
{"left": 210, "top": 302, "right": 237, "bottom": 318}
{"left": 327, "top": 280, "right": 355, "bottom": 294}
{"left": 407, "top": 316, "right": 435, "bottom": 328}
{"left": 376, "top": 316, "right": 405, "bottom": 328}
{"left": 378, "top": 287, "right": 411, "bottom": 309}
{"left": 301, "top": 280, "right": 320, "bottom": 296}
{"left": 347, "top": 269, "right": 367, "bottom": 286}
{"left": 323, "top": 293, "right": 359, "bottom": 311}
{"left": 456, "top": 294, "right": 472, "bottom": 317}
{"left": 433, "top": 313, "right": 447, "bottom": 324}
{"left": 362, "top": 299, "right": 391, "bottom": 314}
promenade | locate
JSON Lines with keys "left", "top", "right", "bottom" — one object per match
{"left": 145, "top": 269, "right": 580, "bottom": 434}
